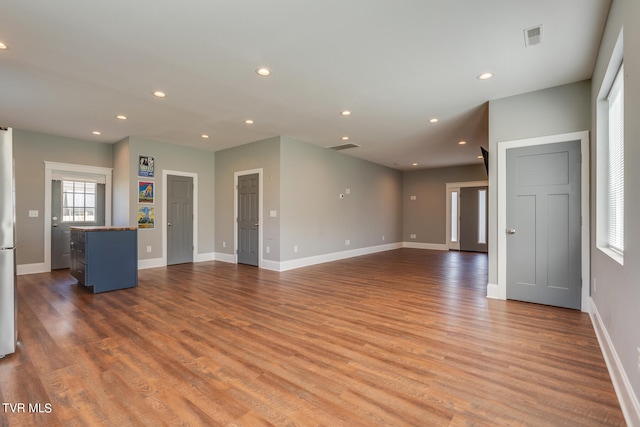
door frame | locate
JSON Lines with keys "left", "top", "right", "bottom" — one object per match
{"left": 446, "top": 180, "right": 488, "bottom": 250}
{"left": 234, "top": 168, "right": 263, "bottom": 268}
{"left": 43, "top": 161, "right": 113, "bottom": 273}
{"left": 493, "top": 131, "right": 590, "bottom": 312}
{"left": 162, "top": 170, "right": 198, "bottom": 266}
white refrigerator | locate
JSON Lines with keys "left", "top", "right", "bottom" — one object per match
{"left": 0, "top": 126, "right": 17, "bottom": 358}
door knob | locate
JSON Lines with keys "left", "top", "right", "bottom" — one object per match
{"left": 52, "top": 223, "right": 58, "bottom": 227}
{"left": 168, "top": 222, "right": 172, "bottom": 226}
{"left": 254, "top": 223, "right": 259, "bottom": 227}
{"left": 506, "top": 228, "right": 516, "bottom": 234}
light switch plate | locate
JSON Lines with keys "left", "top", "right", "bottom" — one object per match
{"left": 28, "top": 210, "right": 39, "bottom": 217}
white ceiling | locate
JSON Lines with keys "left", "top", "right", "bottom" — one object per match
{"left": 0, "top": 0, "right": 610, "bottom": 170}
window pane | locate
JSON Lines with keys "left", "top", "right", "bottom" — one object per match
{"left": 85, "top": 194, "right": 95, "bottom": 208}
{"left": 451, "top": 191, "right": 458, "bottom": 242}
{"left": 478, "top": 189, "right": 487, "bottom": 244}
{"left": 74, "top": 193, "right": 85, "bottom": 207}
{"left": 74, "top": 181, "right": 85, "bottom": 192}
{"left": 85, "top": 208, "right": 95, "bottom": 222}
{"left": 607, "top": 64, "right": 624, "bottom": 254}
{"left": 85, "top": 183, "right": 96, "bottom": 194}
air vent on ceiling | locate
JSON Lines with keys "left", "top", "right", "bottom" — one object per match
{"left": 524, "top": 25, "right": 543, "bottom": 47}
{"left": 329, "top": 143, "right": 360, "bottom": 151}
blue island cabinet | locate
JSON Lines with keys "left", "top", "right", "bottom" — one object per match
{"left": 70, "top": 226, "right": 138, "bottom": 293}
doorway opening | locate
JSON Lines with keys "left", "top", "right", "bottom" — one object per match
{"left": 44, "top": 162, "right": 112, "bottom": 273}
{"left": 446, "top": 180, "right": 488, "bottom": 251}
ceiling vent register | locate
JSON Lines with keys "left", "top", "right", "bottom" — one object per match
{"left": 524, "top": 25, "right": 543, "bottom": 47}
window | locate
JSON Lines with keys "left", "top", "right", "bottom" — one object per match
{"left": 607, "top": 64, "right": 624, "bottom": 256}
{"left": 450, "top": 191, "right": 458, "bottom": 242}
{"left": 478, "top": 189, "right": 487, "bottom": 244}
{"left": 62, "top": 180, "right": 97, "bottom": 222}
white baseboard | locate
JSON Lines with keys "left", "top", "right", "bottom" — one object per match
{"left": 194, "top": 252, "right": 215, "bottom": 263}
{"left": 486, "top": 282, "right": 503, "bottom": 299}
{"left": 137, "top": 257, "right": 165, "bottom": 270}
{"left": 261, "top": 259, "right": 281, "bottom": 271}
{"left": 590, "top": 298, "right": 640, "bottom": 427}
{"left": 276, "top": 242, "right": 403, "bottom": 272}
{"left": 214, "top": 252, "right": 235, "bottom": 263}
{"left": 402, "top": 242, "right": 448, "bottom": 251}
{"left": 17, "top": 263, "right": 48, "bottom": 275}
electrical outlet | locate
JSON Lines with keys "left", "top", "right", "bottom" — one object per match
{"left": 637, "top": 348, "right": 640, "bottom": 371}
{"left": 593, "top": 277, "right": 596, "bottom": 293}
{"left": 345, "top": 188, "right": 350, "bottom": 194}
{"left": 382, "top": 235, "right": 385, "bottom": 241}
{"left": 266, "top": 246, "right": 270, "bottom": 254}
{"left": 345, "top": 239, "right": 350, "bottom": 246}
{"left": 223, "top": 241, "right": 226, "bottom": 248}
{"left": 294, "top": 245, "right": 298, "bottom": 253}
{"left": 410, "top": 234, "right": 417, "bottom": 239}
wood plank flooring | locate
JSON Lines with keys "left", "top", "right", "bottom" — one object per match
{"left": 0, "top": 249, "right": 625, "bottom": 426}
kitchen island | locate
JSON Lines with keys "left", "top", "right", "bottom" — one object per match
{"left": 70, "top": 226, "right": 138, "bottom": 293}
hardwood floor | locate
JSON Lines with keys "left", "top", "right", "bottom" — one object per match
{"left": 0, "top": 249, "right": 625, "bottom": 426}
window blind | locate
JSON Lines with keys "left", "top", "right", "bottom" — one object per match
{"left": 607, "top": 63, "right": 624, "bottom": 255}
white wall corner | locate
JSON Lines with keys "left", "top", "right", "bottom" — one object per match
{"left": 278, "top": 243, "right": 403, "bottom": 272}
{"left": 261, "top": 259, "right": 281, "bottom": 272}
{"left": 590, "top": 298, "right": 640, "bottom": 427}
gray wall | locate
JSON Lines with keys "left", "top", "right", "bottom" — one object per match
{"left": 214, "top": 136, "right": 281, "bottom": 260}
{"left": 280, "top": 137, "right": 403, "bottom": 261}
{"left": 590, "top": 0, "right": 640, "bottom": 409}
{"left": 112, "top": 137, "right": 131, "bottom": 227}
{"left": 403, "top": 164, "right": 486, "bottom": 245}
{"left": 12, "top": 129, "right": 113, "bottom": 264}
{"left": 121, "top": 137, "right": 216, "bottom": 261}
{"left": 487, "top": 80, "right": 591, "bottom": 286}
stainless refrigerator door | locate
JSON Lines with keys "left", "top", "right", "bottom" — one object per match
{"left": 0, "top": 127, "right": 15, "bottom": 248}
{"left": 0, "top": 248, "right": 17, "bottom": 357}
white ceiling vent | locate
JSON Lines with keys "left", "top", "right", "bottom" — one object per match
{"left": 524, "top": 25, "right": 543, "bottom": 47}
{"left": 329, "top": 143, "right": 360, "bottom": 151}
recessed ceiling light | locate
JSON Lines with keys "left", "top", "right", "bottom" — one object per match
{"left": 153, "top": 91, "right": 166, "bottom": 98}
{"left": 412, "top": 162, "right": 418, "bottom": 166}
{"left": 341, "top": 136, "right": 349, "bottom": 141}
{"left": 92, "top": 131, "right": 101, "bottom": 135}
{"left": 429, "top": 118, "right": 439, "bottom": 123}
{"left": 116, "top": 115, "right": 127, "bottom": 120}
{"left": 477, "top": 72, "right": 494, "bottom": 80}
{"left": 244, "top": 119, "right": 254, "bottom": 125}
{"left": 341, "top": 110, "right": 351, "bottom": 116}
{"left": 255, "top": 67, "right": 271, "bottom": 76}
{"left": 458, "top": 140, "right": 467, "bottom": 145}
{"left": 201, "top": 134, "right": 209, "bottom": 139}
{"left": 0, "top": 42, "right": 8, "bottom": 50}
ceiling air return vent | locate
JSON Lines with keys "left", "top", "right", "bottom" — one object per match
{"left": 524, "top": 25, "right": 543, "bottom": 47}
{"left": 329, "top": 143, "right": 360, "bottom": 151}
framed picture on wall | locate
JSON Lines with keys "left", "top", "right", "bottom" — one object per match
{"left": 138, "top": 154, "right": 155, "bottom": 177}
{"left": 138, "top": 181, "right": 154, "bottom": 203}
{"left": 138, "top": 206, "right": 155, "bottom": 229}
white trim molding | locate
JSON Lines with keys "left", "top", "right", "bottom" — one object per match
{"left": 44, "top": 161, "right": 113, "bottom": 272}
{"left": 496, "top": 131, "right": 590, "bottom": 312}
{"left": 445, "top": 180, "right": 489, "bottom": 250}
{"left": 590, "top": 298, "right": 640, "bottom": 427}
{"left": 233, "top": 169, "right": 264, "bottom": 268}
{"left": 273, "top": 242, "right": 402, "bottom": 272}
{"left": 402, "top": 242, "right": 448, "bottom": 251}
{"left": 162, "top": 170, "right": 199, "bottom": 267}
{"left": 17, "top": 263, "right": 48, "bottom": 276}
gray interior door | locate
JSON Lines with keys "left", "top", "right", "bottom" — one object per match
{"left": 506, "top": 140, "right": 581, "bottom": 309}
{"left": 167, "top": 175, "right": 194, "bottom": 265}
{"left": 51, "top": 180, "right": 105, "bottom": 270}
{"left": 237, "top": 173, "right": 259, "bottom": 266}
{"left": 460, "top": 186, "right": 488, "bottom": 253}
